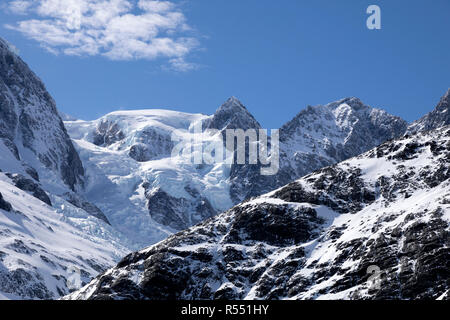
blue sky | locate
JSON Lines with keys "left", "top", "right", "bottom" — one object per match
{"left": 0, "top": 0, "right": 449, "bottom": 128}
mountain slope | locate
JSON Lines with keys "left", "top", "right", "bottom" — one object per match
{"left": 0, "top": 37, "right": 111, "bottom": 225}
{"left": 67, "top": 125, "right": 450, "bottom": 300}
{"left": 0, "top": 174, "right": 129, "bottom": 299}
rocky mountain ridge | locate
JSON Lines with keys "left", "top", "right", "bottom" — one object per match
{"left": 0, "top": 38, "right": 84, "bottom": 192}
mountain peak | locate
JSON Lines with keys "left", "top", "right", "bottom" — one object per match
{"left": 326, "top": 97, "right": 367, "bottom": 112}
{"left": 206, "top": 97, "right": 261, "bottom": 131}
{"left": 407, "top": 88, "right": 450, "bottom": 134}
{"left": 437, "top": 88, "right": 450, "bottom": 110}
{"left": 0, "top": 37, "right": 20, "bottom": 56}
{"left": 217, "top": 96, "right": 247, "bottom": 112}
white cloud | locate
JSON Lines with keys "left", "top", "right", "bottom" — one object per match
{"left": 138, "top": 0, "right": 174, "bottom": 13}
{"left": 6, "top": 0, "right": 32, "bottom": 15}
{"left": 4, "top": 0, "right": 199, "bottom": 71}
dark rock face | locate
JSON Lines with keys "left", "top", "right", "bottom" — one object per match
{"left": 0, "top": 192, "right": 12, "bottom": 212}
{"left": 128, "top": 128, "right": 174, "bottom": 162}
{"left": 370, "top": 213, "right": 449, "bottom": 299}
{"left": 407, "top": 89, "right": 450, "bottom": 134}
{"left": 226, "top": 204, "right": 323, "bottom": 246}
{"left": 0, "top": 38, "right": 84, "bottom": 191}
{"left": 6, "top": 173, "right": 52, "bottom": 206}
{"left": 144, "top": 185, "right": 216, "bottom": 230}
{"left": 203, "top": 97, "right": 265, "bottom": 204}
{"left": 129, "top": 144, "right": 150, "bottom": 162}
{"left": 25, "top": 166, "right": 39, "bottom": 182}
{"left": 273, "top": 167, "right": 376, "bottom": 214}
{"left": 0, "top": 268, "right": 54, "bottom": 300}
{"left": 68, "top": 125, "right": 450, "bottom": 301}
{"left": 93, "top": 120, "right": 125, "bottom": 147}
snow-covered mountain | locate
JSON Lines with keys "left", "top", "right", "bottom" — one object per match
{"left": 67, "top": 124, "right": 450, "bottom": 300}
{"left": 0, "top": 38, "right": 132, "bottom": 299}
{"left": 407, "top": 88, "right": 450, "bottom": 134}
{"left": 2, "top": 35, "right": 448, "bottom": 300}
{"left": 65, "top": 97, "right": 408, "bottom": 247}
{"left": 232, "top": 97, "right": 408, "bottom": 203}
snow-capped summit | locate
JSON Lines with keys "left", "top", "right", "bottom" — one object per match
{"left": 407, "top": 88, "right": 450, "bottom": 134}
{"left": 281, "top": 97, "right": 408, "bottom": 161}
{"left": 283, "top": 97, "right": 407, "bottom": 162}
{"left": 63, "top": 98, "right": 266, "bottom": 247}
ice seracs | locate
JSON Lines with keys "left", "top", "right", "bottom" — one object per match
{"left": 64, "top": 109, "right": 229, "bottom": 247}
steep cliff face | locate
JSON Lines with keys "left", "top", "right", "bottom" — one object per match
{"left": 67, "top": 125, "right": 450, "bottom": 300}
{"left": 0, "top": 38, "right": 84, "bottom": 191}
{"left": 0, "top": 38, "right": 130, "bottom": 300}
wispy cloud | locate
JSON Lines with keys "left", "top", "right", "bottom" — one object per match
{"left": 4, "top": 0, "right": 199, "bottom": 71}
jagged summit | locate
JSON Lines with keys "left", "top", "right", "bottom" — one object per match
{"left": 281, "top": 97, "right": 407, "bottom": 152}
{"left": 433, "top": 88, "right": 448, "bottom": 108}
{"left": 218, "top": 96, "right": 246, "bottom": 110}
{"left": 326, "top": 97, "right": 366, "bottom": 110}
{"left": 205, "top": 97, "right": 261, "bottom": 131}
{"left": 227, "top": 97, "right": 408, "bottom": 204}
{"left": 407, "top": 88, "right": 450, "bottom": 134}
